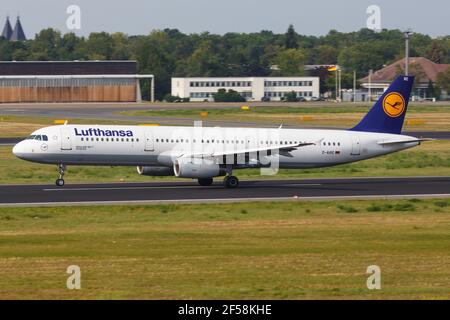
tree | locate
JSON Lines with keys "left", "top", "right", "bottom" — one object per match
{"left": 213, "top": 89, "right": 246, "bottom": 102}
{"left": 436, "top": 68, "right": 450, "bottom": 94}
{"left": 427, "top": 80, "right": 439, "bottom": 99}
{"left": 285, "top": 25, "right": 298, "bottom": 49}
{"left": 29, "top": 28, "right": 62, "bottom": 60}
{"left": 111, "top": 32, "right": 131, "bottom": 60}
{"left": 2, "top": 26, "right": 444, "bottom": 98}
{"left": 58, "top": 32, "right": 86, "bottom": 60}
{"left": 337, "top": 43, "right": 385, "bottom": 76}
{"left": 426, "top": 40, "right": 447, "bottom": 63}
{"left": 185, "top": 40, "right": 225, "bottom": 76}
{"left": 86, "top": 32, "right": 113, "bottom": 60}
{"left": 283, "top": 91, "right": 299, "bottom": 102}
{"left": 272, "top": 49, "right": 306, "bottom": 76}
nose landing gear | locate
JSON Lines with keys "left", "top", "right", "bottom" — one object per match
{"left": 55, "top": 164, "right": 66, "bottom": 187}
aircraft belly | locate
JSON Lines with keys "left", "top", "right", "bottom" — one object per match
{"left": 21, "top": 152, "right": 160, "bottom": 166}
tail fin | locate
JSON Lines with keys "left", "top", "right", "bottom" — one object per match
{"left": 350, "top": 75, "right": 414, "bottom": 134}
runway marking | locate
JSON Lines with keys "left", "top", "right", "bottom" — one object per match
{"left": 1, "top": 194, "right": 449, "bottom": 207}
{"left": 42, "top": 183, "right": 322, "bottom": 191}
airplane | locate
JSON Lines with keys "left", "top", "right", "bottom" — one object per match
{"left": 12, "top": 75, "right": 430, "bottom": 188}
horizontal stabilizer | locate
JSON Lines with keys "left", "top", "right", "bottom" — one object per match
{"left": 377, "top": 138, "right": 435, "bottom": 145}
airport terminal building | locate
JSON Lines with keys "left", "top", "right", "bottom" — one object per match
{"left": 172, "top": 77, "right": 320, "bottom": 102}
{"left": 0, "top": 61, "right": 154, "bottom": 103}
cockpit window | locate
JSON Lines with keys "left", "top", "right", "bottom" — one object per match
{"left": 25, "top": 135, "right": 48, "bottom": 141}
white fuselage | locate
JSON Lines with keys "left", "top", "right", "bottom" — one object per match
{"left": 13, "top": 124, "right": 420, "bottom": 172}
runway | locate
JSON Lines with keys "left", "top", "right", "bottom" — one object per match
{"left": 0, "top": 176, "right": 448, "bottom": 207}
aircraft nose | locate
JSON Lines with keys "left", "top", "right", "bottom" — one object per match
{"left": 12, "top": 141, "right": 25, "bottom": 158}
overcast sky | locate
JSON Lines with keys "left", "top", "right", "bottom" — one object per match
{"left": 4, "top": 0, "right": 449, "bottom": 38}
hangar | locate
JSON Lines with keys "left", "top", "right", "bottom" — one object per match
{"left": 0, "top": 61, "right": 154, "bottom": 103}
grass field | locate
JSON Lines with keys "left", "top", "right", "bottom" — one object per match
{"left": 119, "top": 104, "right": 450, "bottom": 131}
{"left": 1, "top": 139, "right": 449, "bottom": 184}
{"left": 0, "top": 199, "right": 449, "bottom": 299}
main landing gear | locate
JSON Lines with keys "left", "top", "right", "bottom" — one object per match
{"left": 197, "top": 175, "right": 239, "bottom": 188}
{"left": 223, "top": 175, "right": 239, "bottom": 188}
{"left": 55, "top": 164, "right": 66, "bottom": 187}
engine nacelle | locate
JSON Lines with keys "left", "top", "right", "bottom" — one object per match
{"left": 137, "top": 166, "right": 174, "bottom": 176}
{"left": 173, "top": 158, "right": 225, "bottom": 178}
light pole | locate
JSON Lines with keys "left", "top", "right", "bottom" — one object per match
{"left": 338, "top": 68, "right": 342, "bottom": 102}
{"left": 335, "top": 68, "right": 338, "bottom": 102}
{"left": 353, "top": 70, "right": 356, "bottom": 103}
{"left": 368, "top": 69, "right": 373, "bottom": 102}
{"left": 404, "top": 29, "right": 413, "bottom": 76}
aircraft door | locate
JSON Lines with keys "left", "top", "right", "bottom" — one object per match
{"left": 144, "top": 129, "right": 154, "bottom": 152}
{"left": 351, "top": 135, "right": 361, "bottom": 156}
{"left": 60, "top": 127, "right": 72, "bottom": 150}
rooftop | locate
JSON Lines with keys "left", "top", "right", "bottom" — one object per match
{"left": 360, "top": 57, "right": 450, "bottom": 84}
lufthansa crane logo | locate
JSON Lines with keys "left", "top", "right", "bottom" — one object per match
{"left": 382, "top": 92, "right": 405, "bottom": 118}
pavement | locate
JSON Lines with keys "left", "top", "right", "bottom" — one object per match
{"left": 0, "top": 176, "right": 448, "bottom": 207}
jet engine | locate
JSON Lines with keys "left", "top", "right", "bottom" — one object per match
{"left": 173, "top": 157, "right": 225, "bottom": 178}
{"left": 136, "top": 166, "right": 174, "bottom": 176}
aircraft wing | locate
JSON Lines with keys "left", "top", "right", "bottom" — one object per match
{"left": 178, "top": 141, "right": 318, "bottom": 159}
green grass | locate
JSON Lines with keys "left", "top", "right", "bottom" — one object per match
{"left": 1, "top": 140, "right": 449, "bottom": 184}
{"left": 0, "top": 199, "right": 449, "bottom": 299}
{"left": 120, "top": 104, "right": 450, "bottom": 118}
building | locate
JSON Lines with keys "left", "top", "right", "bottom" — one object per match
{"left": 1, "top": 16, "right": 13, "bottom": 40}
{"left": 1, "top": 16, "right": 26, "bottom": 41}
{"left": 360, "top": 57, "right": 450, "bottom": 100}
{"left": 0, "top": 61, "right": 154, "bottom": 103}
{"left": 172, "top": 77, "right": 320, "bottom": 102}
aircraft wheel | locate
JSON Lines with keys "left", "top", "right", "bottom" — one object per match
{"left": 224, "top": 176, "right": 239, "bottom": 188}
{"left": 55, "top": 178, "right": 65, "bottom": 187}
{"left": 198, "top": 178, "right": 214, "bottom": 186}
